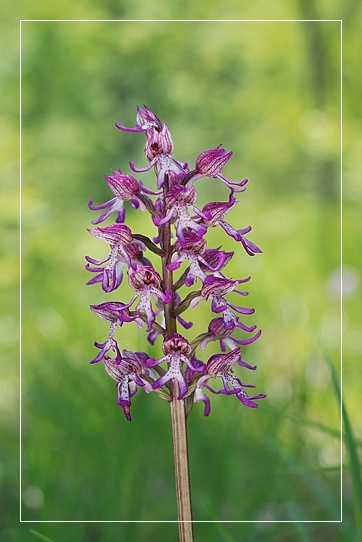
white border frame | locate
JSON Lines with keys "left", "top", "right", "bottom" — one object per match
{"left": 19, "top": 18, "right": 343, "bottom": 525}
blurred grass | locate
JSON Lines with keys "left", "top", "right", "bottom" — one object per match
{"left": 1, "top": 2, "right": 361, "bottom": 541}
{"left": 329, "top": 353, "right": 362, "bottom": 541}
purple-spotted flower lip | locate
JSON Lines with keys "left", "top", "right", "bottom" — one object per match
{"left": 233, "top": 389, "right": 267, "bottom": 408}
{"left": 215, "top": 371, "right": 267, "bottom": 407}
{"left": 198, "top": 315, "right": 261, "bottom": 353}
{"left": 188, "top": 275, "right": 256, "bottom": 331}
{"left": 147, "top": 333, "right": 193, "bottom": 400}
{"left": 101, "top": 353, "right": 149, "bottom": 422}
{"left": 195, "top": 348, "right": 266, "bottom": 409}
{"left": 218, "top": 221, "right": 262, "bottom": 256}
{"left": 86, "top": 224, "right": 136, "bottom": 289}
{"left": 89, "top": 302, "right": 139, "bottom": 365}
{"left": 85, "top": 239, "right": 150, "bottom": 293}
{"left": 193, "top": 196, "right": 262, "bottom": 257}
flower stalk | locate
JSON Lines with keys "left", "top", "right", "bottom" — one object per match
{"left": 86, "top": 105, "right": 265, "bottom": 535}
{"left": 170, "top": 388, "right": 194, "bottom": 540}
{"left": 161, "top": 175, "right": 194, "bottom": 538}
{"left": 161, "top": 178, "right": 177, "bottom": 336}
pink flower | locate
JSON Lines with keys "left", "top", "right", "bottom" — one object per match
{"left": 89, "top": 302, "right": 138, "bottom": 364}
{"left": 185, "top": 145, "right": 249, "bottom": 193}
{"left": 102, "top": 350, "right": 151, "bottom": 421}
{"left": 196, "top": 349, "right": 266, "bottom": 409}
{"left": 86, "top": 224, "right": 135, "bottom": 292}
{"left": 127, "top": 266, "right": 172, "bottom": 331}
{"left": 147, "top": 334, "right": 193, "bottom": 399}
{"left": 87, "top": 105, "right": 264, "bottom": 421}
{"left": 88, "top": 171, "right": 141, "bottom": 224}
{"left": 153, "top": 185, "right": 208, "bottom": 246}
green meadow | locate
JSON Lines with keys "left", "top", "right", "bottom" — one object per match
{"left": 1, "top": 3, "right": 361, "bottom": 541}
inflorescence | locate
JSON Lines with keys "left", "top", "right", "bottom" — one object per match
{"left": 86, "top": 105, "right": 266, "bottom": 421}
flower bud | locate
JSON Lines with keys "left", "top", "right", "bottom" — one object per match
{"left": 165, "top": 185, "right": 197, "bottom": 208}
{"left": 201, "top": 275, "right": 238, "bottom": 300}
{"left": 175, "top": 232, "right": 206, "bottom": 255}
{"left": 90, "top": 302, "right": 134, "bottom": 323}
{"left": 105, "top": 171, "right": 140, "bottom": 200}
{"left": 195, "top": 145, "right": 233, "bottom": 177}
{"left": 128, "top": 265, "right": 162, "bottom": 290}
{"left": 103, "top": 356, "right": 143, "bottom": 381}
{"left": 208, "top": 317, "right": 235, "bottom": 340}
{"left": 201, "top": 198, "right": 237, "bottom": 225}
{"left": 145, "top": 124, "right": 174, "bottom": 161}
{"left": 206, "top": 348, "right": 241, "bottom": 377}
{"left": 136, "top": 104, "right": 163, "bottom": 132}
{"left": 162, "top": 333, "right": 191, "bottom": 356}
{"left": 88, "top": 224, "right": 133, "bottom": 246}
{"left": 200, "top": 248, "right": 234, "bottom": 271}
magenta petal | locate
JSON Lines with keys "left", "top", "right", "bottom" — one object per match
{"left": 152, "top": 373, "right": 169, "bottom": 390}
{"left": 129, "top": 161, "right": 154, "bottom": 173}
{"left": 163, "top": 290, "right": 172, "bottom": 304}
{"left": 233, "top": 328, "right": 262, "bottom": 346}
{"left": 115, "top": 122, "right": 143, "bottom": 133}
{"left": 167, "top": 261, "right": 181, "bottom": 271}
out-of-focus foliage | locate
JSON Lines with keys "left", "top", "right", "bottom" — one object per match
{"left": 1, "top": 1, "right": 361, "bottom": 541}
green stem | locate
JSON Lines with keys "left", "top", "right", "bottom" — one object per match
{"left": 170, "top": 387, "right": 194, "bottom": 541}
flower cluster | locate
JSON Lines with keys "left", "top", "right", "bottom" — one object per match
{"left": 87, "top": 105, "right": 265, "bottom": 421}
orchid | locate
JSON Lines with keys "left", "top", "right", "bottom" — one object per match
{"left": 89, "top": 302, "right": 137, "bottom": 364}
{"left": 116, "top": 105, "right": 188, "bottom": 189}
{"left": 86, "top": 106, "right": 264, "bottom": 535}
{"left": 196, "top": 348, "right": 267, "bottom": 409}
{"left": 184, "top": 145, "right": 249, "bottom": 194}
{"left": 86, "top": 224, "right": 134, "bottom": 284}
{"left": 88, "top": 170, "right": 142, "bottom": 224}
{"left": 197, "top": 315, "right": 261, "bottom": 352}
{"left": 125, "top": 265, "right": 172, "bottom": 332}
{"left": 85, "top": 238, "right": 150, "bottom": 292}
{"left": 101, "top": 350, "right": 153, "bottom": 421}
{"left": 153, "top": 184, "right": 208, "bottom": 245}
{"left": 195, "top": 196, "right": 262, "bottom": 256}
{"left": 147, "top": 333, "right": 194, "bottom": 399}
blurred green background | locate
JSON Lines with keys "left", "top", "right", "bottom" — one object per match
{"left": 2, "top": 1, "right": 361, "bottom": 541}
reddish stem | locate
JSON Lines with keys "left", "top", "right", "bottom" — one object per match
{"left": 160, "top": 176, "right": 194, "bottom": 542}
